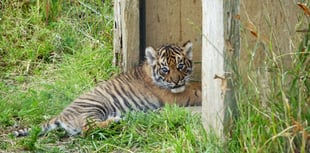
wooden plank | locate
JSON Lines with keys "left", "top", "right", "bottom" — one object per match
{"left": 180, "top": 0, "right": 202, "bottom": 81}
{"left": 202, "top": 0, "right": 225, "bottom": 137}
{"left": 223, "top": 0, "right": 239, "bottom": 136}
{"left": 113, "top": 0, "right": 122, "bottom": 67}
{"left": 202, "top": 0, "right": 239, "bottom": 138}
{"left": 145, "top": 0, "right": 181, "bottom": 46}
{"left": 113, "top": 0, "right": 140, "bottom": 72}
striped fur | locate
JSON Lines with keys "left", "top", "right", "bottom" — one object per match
{"left": 13, "top": 41, "right": 201, "bottom": 137}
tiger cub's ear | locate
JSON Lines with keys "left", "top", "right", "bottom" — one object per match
{"left": 145, "top": 46, "right": 157, "bottom": 66}
{"left": 182, "top": 40, "right": 193, "bottom": 60}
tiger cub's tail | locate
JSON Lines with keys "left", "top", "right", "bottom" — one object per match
{"left": 13, "top": 117, "right": 78, "bottom": 137}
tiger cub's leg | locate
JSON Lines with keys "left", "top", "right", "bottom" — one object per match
{"left": 166, "top": 82, "right": 202, "bottom": 106}
{"left": 82, "top": 116, "right": 122, "bottom": 133}
{"left": 39, "top": 116, "right": 84, "bottom": 136}
{"left": 96, "top": 116, "right": 122, "bottom": 128}
{"left": 183, "top": 82, "right": 202, "bottom": 106}
{"left": 55, "top": 118, "right": 83, "bottom": 136}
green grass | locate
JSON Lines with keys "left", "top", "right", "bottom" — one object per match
{"left": 0, "top": 0, "right": 309, "bottom": 153}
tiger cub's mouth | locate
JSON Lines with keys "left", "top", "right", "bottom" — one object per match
{"left": 170, "top": 85, "right": 185, "bottom": 93}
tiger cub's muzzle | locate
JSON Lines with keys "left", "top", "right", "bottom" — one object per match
{"left": 167, "top": 75, "right": 187, "bottom": 93}
{"left": 170, "top": 84, "right": 186, "bottom": 93}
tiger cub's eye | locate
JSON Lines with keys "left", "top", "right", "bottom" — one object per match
{"left": 161, "top": 67, "right": 169, "bottom": 73}
{"left": 177, "top": 64, "right": 184, "bottom": 70}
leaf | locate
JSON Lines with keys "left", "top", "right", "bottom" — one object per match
{"left": 234, "top": 14, "right": 240, "bottom": 20}
{"left": 297, "top": 2, "right": 310, "bottom": 16}
{"left": 246, "top": 21, "right": 258, "bottom": 38}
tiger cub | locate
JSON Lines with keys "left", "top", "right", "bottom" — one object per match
{"left": 13, "top": 41, "right": 201, "bottom": 137}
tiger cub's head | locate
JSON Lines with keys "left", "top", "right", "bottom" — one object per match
{"left": 145, "top": 41, "right": 193, "bottom": 93}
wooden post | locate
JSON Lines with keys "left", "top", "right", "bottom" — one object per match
{"left": 113, "top": 0, "right": 140, "bottom": 72}
{"left": 202, "top": 0, "right": 239, "bottom": 138}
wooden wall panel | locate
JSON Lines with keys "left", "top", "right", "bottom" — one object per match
{"left": 238, "top": 0, "right": 307, "bottom": 106}
{"left": 239, "top": 1, "right": 306, "bottom": 71}
{"left": 113, "top": 0, "right": 140, "bottom": 71}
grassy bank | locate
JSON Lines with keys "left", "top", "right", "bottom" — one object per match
{"left": 0, "top": 0, "right": 309, "bottom": 153}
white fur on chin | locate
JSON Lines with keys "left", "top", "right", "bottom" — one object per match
{"left": 171, "top": 86, "right": 185, "bottom": 93}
